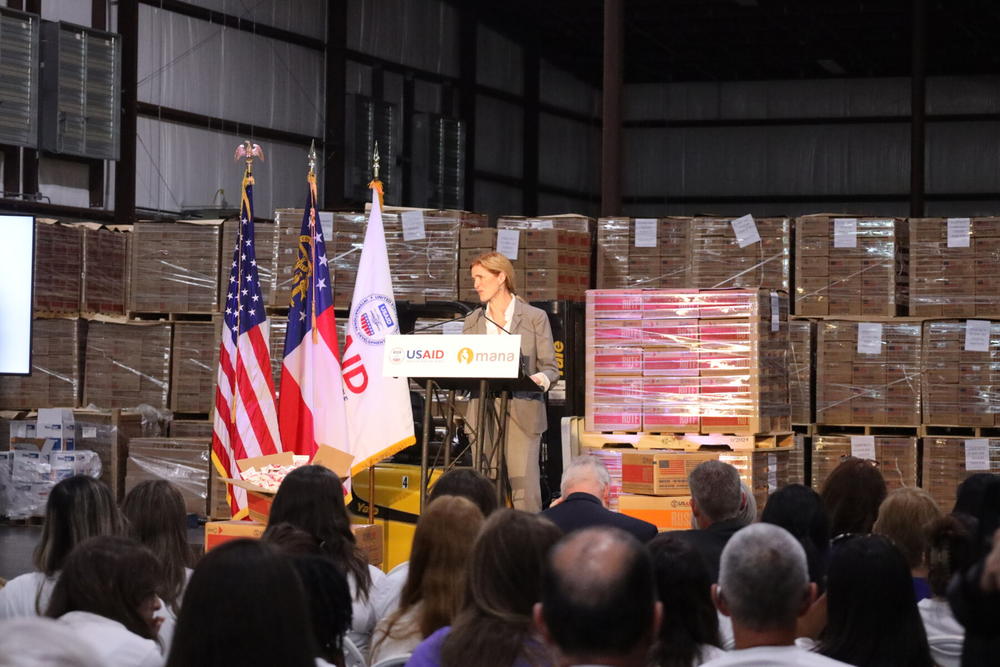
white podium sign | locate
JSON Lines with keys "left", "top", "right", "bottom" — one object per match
{"left": 383, "top": 334, "right": 521, "bottom": 378}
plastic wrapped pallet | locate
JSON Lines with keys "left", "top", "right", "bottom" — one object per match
{"left": 125, "top": 437, "right": 210, "bottom": 516}
{"left": 922, "top": 320, "right": 1000, "bottom": 426}
{"left": 922, "top": 437, "right": 1000, "bottom": 510}
{"left": 689, "top": 217, "right": 789, "bottom": 291}
{"left": 811, "top": 435, "right": 918, "bottom": 491}
{"left": 83, "top": 322, "right": 172, "bottom": 409}
{"left": 596, "top": 217, "right": 690, "bottom": 289}
{"left": 794, "top": 216, "right": 907, "bottom": 316}
{"left": 585, "top": 289, "right": 791, "bottom": 435}
{"left": 816, "top": 320, "right": 921, "bottom": 426}
{"left": 81, "top": 227, "right": 128, "bottom": 316}
{"left": 75, "top": 408, "right": 160, "bottom": 502}
{"left": 34, "top": 221, "right": 83, "bottom": 314}
{"left": 496, "top": 214, "right": 594, "bottom": 234}
{"left": 129, "top": 221, "right": 221, "bottom": 313}
{"left": 909, "top": 217, "right": 1000, "bottom": 317}
{"left": 221, "top": 218, "right": 276, "bottom": 309}
{"left": 789, "top": 433, "right": 807, "bottom": 486}
{"left": 268, "top": 316, "right": 288, "bottom": 398}
{"left": 4, "top": 448, "right": 100, "bottom": 519}
{"left": 0, "top": 318, "right": 83, "bottom": 409}
{"left": 789, "top": 320, "right": 813, "bottom": 424}
{"left": 169, "top": 420, "right": 214, "bottom": 438}
{"left": 170, "top": 321, "right": 219, "bottom": 413}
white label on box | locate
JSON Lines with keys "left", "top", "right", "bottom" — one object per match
{"left": 770, "top": 291, "right": 780, "bottom": 332}
{"left": 730, "top": 214, "right": 761, "bottom": 248}
{"left": 401, "top": 210, "right": 426, "bottom": 241}
{"left": 857, "top": 322, "right": 883, "bottom": 355}
{"left": 851, "top": 435, "right": 877, "bottom": 461}
{"left": 947, "top": 217, "right": 971, "bottom": 248}
{"left": 318, "top": 211, "right": 333, "bottom": 241}
{"left": 496, "top": 229, "right": 520, "bottom": 260}
{"left": 767, "top": 453, "right": 778, "bottom": 493}
{"left": 534, "top": 219, "right": 554, "bottom": 229}
{"left": 634, "top": 218, "right": 658, "bottom": 248}
{"left": 833, "top": 218, "right": 858, "bottom": 248}
{"left": 965, "top": 438, "right": 990, "bottom": 471}
{"left": 965, "top": 320, "right": 991, "bottom": 352}
{"left": 81, "top": 426, "right": 97, "bottom": 439}
{"left": 441, "top": 320, "right": 465, "bottom": 335}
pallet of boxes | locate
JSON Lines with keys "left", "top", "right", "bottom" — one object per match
{"left": 493, "top": 216, "right": 593, "bottom": 302}
{"left": 581, "top": 288, "right": 794, "bottom": 531}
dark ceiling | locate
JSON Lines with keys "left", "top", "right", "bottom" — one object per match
{"left": 473, "top": 0, "right": 1000, "bottom": 84}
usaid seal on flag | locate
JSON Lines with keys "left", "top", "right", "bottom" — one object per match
{"left": 352, "top": 294, "right": 397, "bottom": 344}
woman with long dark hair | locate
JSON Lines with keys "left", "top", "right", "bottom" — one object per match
{"left": 646, "top": 534, "right": 723, "bottom": 667}
{"left": 46, "top": 535, "right": 164, "bottom": 667}
{"left": 815, "top": 534, "right": 934, "bottom": 667}
{"left": 820, "top": 458, "right": 887, "bottom": 537}
{"left": 264, "top": 465, "right": 384, "bottom": 655}
{"left": 0, "top": 475, "right": 123, "bottom": 619}
{"left": 919, "top": 515, "right": 976, "bottom": 667}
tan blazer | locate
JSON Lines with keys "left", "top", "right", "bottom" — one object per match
{"left": 463, "top": 298, "right": 559, "bottom": 434}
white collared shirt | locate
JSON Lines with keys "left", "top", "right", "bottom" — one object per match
{"left": 58, "top": 611, "right": 164, "bottom": 667}
{"left": 485, "top": 296, "right": 549, "bottom": 391}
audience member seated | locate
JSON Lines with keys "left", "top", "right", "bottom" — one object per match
{"left": 292, "top": 555, "right": 354, "bottom": 667}
{"left": 46, "top": 536, "right": 164, "bottom": 667}
{"left": 372, "top": 467, "right": 497, "bottom": 622}
{"left": 702, "top": 523, "right": 847, "bottom": 666}
{"left": 265, "top": 464, "right": 385, "bottom": 657}
{"left": 535, "top": 526, "right": 660, "bottom": 667}
{"left": 541, "top": 456, "right": 656, "bottom": 543}
{"left": 407, "top": 509, "right": 562, "bottom": 667}
{"left": 370, "top": 496, "right": 484, "bottom": 664}
{"left": 814, "top": 534, "right": 933, "bottom": 667}
{"left": 672, "top": 461, "right": 746, "bottom": 582}
{"left": 166, "top": 539, "right": 317, "bottom": 667}
{"left": 121, "top": 480, "right": 194, "bottom": 651}
{"left": 0, "top": 616, "right": 102, "bottom": 666}
{"left": 819, "top": 457, "right": 886, "bottom": 538}
{"left": 919, "top": 516, "right": 975, "bottom": 667}
{"left": 947, "top": 527, "right": 1000, "bottom": 667}
{"left": 952, "top": 473, "right": 1000, "bottom": 559}
{"left": 646, "top": 533, "right": 724, "bottom": 667}
{"left": 0, "top": 476, "right": 123, "bottom": 619}
{"left": 872, "top": 487, "right": 943, "bottom": 601}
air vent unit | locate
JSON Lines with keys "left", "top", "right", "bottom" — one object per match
{"left": 0, "top": 8, "right": 39, "bottom": 148}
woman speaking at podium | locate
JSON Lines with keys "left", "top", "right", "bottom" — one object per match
{"left": 462, "top": 251, "right": 559, "bottom": 512}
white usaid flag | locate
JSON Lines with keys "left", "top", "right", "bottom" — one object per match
{"left": 342, "top": 188, "right": 416, "bottom": 477}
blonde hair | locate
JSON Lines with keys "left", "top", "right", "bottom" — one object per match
{"left": 471, "top": 251, "right": 517, "bottom": 295}
{"left": 872, "top": 487, "right": 942, "bottom": 569}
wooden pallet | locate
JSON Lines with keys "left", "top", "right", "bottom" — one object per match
{"left": 919, "top": 425, "right": 1000, "bottom": 438}
{"left": 579, "top": 431, "right": 794, "bottom": 452}
{"left": 814, "top": 423, "right": 920, "bottom": 437}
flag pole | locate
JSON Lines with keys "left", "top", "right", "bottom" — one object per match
{"left": 307, "top": 141, "right": 319, "bottom": 344}
{"left": 231, "top": 139, "right": 259, "bottom": 424}
{"left": 367, "top": 141, "right": 379, "bottom": 526}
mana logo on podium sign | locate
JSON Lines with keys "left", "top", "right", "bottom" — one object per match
{"left": 383, "top": 334, "right": 521, "bottom": 378}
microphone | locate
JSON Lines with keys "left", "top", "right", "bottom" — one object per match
{"left": 482, "top": 306, "right": 515, "bottom": 336}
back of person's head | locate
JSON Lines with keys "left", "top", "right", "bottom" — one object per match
{"left": 0, "top": 617, "right": 101, "bottom": 667}
{"left": 716, "top": 523, "right": 810, "bottom": 633}
{"left": 45, "top": 535, "right": 160, "bottom": 641}
{"left": 872, "top": 487, "right": 943, "bottom": 570}
{"left": 559, "top": 455, "right": 611, "bottom": 498}
{"left": 646, "top": 534, "right": 720, "bottom": 667}
{"left": 818, "top": 534, "right": 933, "bottom": 667}
{"left": 121, "top": 480, "right": 192, "bottom": 614}
{"left": 291, "top": 555, "right": 352, "bottom": 665}
{"left": 398, "top": 495, "right": 484, "bottom": 637}
{"left": 267, "top": 465, "right": 371, "bottom": 597}
{"left": 262, "top": 521, "right": 323, "bottom": 555}
{"left": 34, "top": 475, "right": 123, "bottom": 576}
{"left": 166, "top": 539, "right": 316, "bottom": 667}
{"left": 688, "top": 460, "right": 742, "bottom": 526}
{"left": 761, "top": 484, "right": 831, "bottom": 587}
{"left": 441, "top": 509, "right": 562, "bottom": 667}
{"left": 820, "top": 457, "right": 887, "bottom": 536}
{"left": 952, "top": 472, "right": 996, "bottom": 517}
{"left": 734, "top": 481, "right": 757, "bottom": 526}
{"left": 538, "top": 527, "right": 657, "bottom": 663}
{"left": 428, "top": 468, "right": 498, "bottom": 517}
{"left": 952, "top": 473, "right": 1000, "bottom": 558}
{"left": 926, "top": 515, "right": 977, "bottom": 598}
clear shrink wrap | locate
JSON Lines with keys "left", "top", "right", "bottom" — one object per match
{"left": 129, "top": 221, "right": 221, "bottom": 313}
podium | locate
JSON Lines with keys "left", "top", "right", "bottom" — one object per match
{"left": 383, "top": 334, "right": 539, "bottom": 510}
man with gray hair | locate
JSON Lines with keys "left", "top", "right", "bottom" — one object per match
{"left": 701, "top": 523, "right": 848, "bottom": 666}
{"left": 673, "top": 459, "right": 747, "bottom": 581}
{"left": 541, "top": 455, "right": 657, "bottom": 542}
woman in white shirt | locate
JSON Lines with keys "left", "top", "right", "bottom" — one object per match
{"left": 0, "top": 475, "right": 123, "bottom": 619}
{"left": 919, "top": 515, "right": 976, "bottom": 667}
{"left": 46, "top": 535, "right": 165, "bottom": 667}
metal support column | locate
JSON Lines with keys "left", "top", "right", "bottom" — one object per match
{"left": 324, "top": 0, "right": 347, "bottom": 209}
{"left": 601, "top": 0, "right": 623, "bottom": 217}
{"left": 115, "top": 0, "right": 139, "bottom": 225}
{"left": 910, "top": 0, "right": 927, "bottom": 217}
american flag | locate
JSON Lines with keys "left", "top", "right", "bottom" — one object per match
{"left": 211, "top": 164, "right": 282, "bottom": 517}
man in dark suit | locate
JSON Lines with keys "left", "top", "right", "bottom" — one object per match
{"left": 672, "top": 460, "right": 747, "bottom": 582}
{"left": 542, "top": 456, "right": 657, "bottom": 543}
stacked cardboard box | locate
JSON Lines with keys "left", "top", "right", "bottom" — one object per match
{"left": 595, "top": 217, "right": 690, "bottom": 289}
{"left": 789, "top": 320, "right": 813, "bottom": 424}
{"left": 268, "top": 317, "right": 288, "bottom": 397}
{"left": 169, "top": 322, "right": 218, "bottom": 413}
{"left": 0, "top": 318, "right": 84, "bottom": 409}
{"left": 922, "top": 320, "right": 1000, "bottom": 426}
{"left": 169, "top": 420, "right": 214, "bottom": 438}
{"left": 922, "top": 437, "right": 1000, "bottom": 509}
{"left": 585, "top": 289, "right": 791, "bottom": 435}
{"left": 125, "top": 437, "right": 210, "bottom": 516}
{"left": 811, "top": 435, "right": 918, "bottom": 490}
{"left": 497, "top": 214, "right": 594, "bottom": 234}
{"left": 496, "top": 217, "right": 592, "bottom": 301}
{"left": 789, "top": 433, "right": 807, "bottom": 486}
{"left": 909, "top": 217, "right": 1000, "bottom": 317}
{"left": 222, "top": 218, "right": 276, "bottom": 309}
{"left": 81, "top": 227, "right": 128, "bottom": 316}
{"left": 794, "top": 216, "right": 907, "bottom": 316}
{"left": 690, "top": 217, "right": 790, "bottom": 290}
{"left": 83, "top": 322, "right": 172, "bottom": 408}
{"left": 458, "top": 227, "right": 502, "bottom": 303}
{"left": 129, "top": 222, "right": 221, "bottom": 313}
{"left": 75, "top": 408, "right": 157, "bottom": 501}
{"left": 816, "top": 320, "right": 921, "bottom": 426}
{"left": 327, "top": 212, "right": 364, "bottom": 310}
{"left": 34, "top": 221, "right": 83, "bottom": 314}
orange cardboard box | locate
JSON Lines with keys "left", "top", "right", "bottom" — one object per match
{"left": 204, "top": 520, "right": 383, "bottom": 566}
{"left": 618, "top": 494, "right": 692, "bottom": 531}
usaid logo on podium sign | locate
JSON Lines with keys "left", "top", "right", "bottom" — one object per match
{"left": 383, "top": 334, "right": 521, "bottom": 378}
